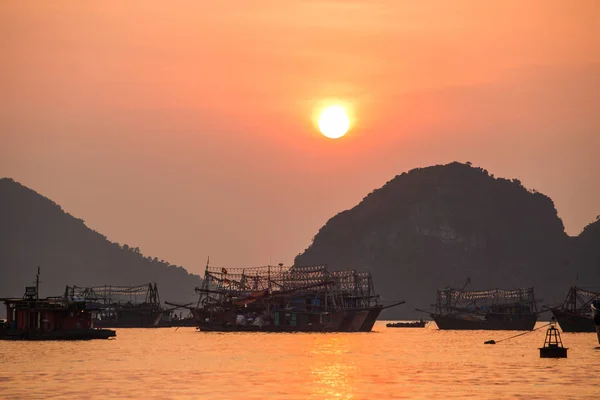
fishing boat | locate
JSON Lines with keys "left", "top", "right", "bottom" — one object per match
{"left": 592, "top": 299, "right": 600, "bottom": 344}
{"left": 0, "top": 269, "right": 116, "bottom": 340}
{"left": 187, "top": 263, "right": 403, "bottom": 332}
{"left": 386, "top": 319, "right": 427, "bottom": 328}
{"left": 425, "top": 279, "right": 539, "bottom": 331}
{"left": 64, "top": 283, "right": 193, "bottom": 328}
{"left": 549, "top": 286, "right": 599, "bottom": 332}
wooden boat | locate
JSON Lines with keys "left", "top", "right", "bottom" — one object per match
{"left": 549, "top": 286, "right": 599, "bottom": 333}
{"left": 198, "top": 310, "right": 346, "bottom": 332}
{"left": 0, "top": 269, "right": 116, "bottom": 341}
{"left": 387, "top": 319, "right": 427, "bottom": 328}
{"left": 66, "top": 283, "right": 166, "bottom": 328}
{"left": 424, "top": 279, "right": 539, "bottom": 331}
{"left": 188, "top": 264, "right": 404, "bottom": 333}
{"left": 64, "top": 283, "right": 197, "bottom": 328}
{"left": 592, "top": 300, "right": 600, "bottom": 344}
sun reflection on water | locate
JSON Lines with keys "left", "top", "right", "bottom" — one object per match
{"left": 309, "top": 336, "right": 358, "bottom": 399}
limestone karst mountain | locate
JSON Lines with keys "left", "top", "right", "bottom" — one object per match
{"left": 572, "top": 217, "right": 600, "bottom": 284}
{"left": 295, "top": 162, "right": 597, "bottom": 318}
{"left": 2, "top": 163, "right": 598, "bottom": 321}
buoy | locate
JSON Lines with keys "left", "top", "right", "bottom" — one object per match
{"left": 539, "top": 317, "right": 567, "bottom": 358}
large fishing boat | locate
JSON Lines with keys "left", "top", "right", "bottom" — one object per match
{"left": 0, "top": 269, "right": 116, "bottom": 340}
{"left": 549, "top": 286, "right": 599, "bottom": 332}
{"left": 592, "top": 299, "right": 600, "bottom": 344}
{"left": 185, "top": 263, "right": 402, "bottom": 332}
{"left": 425, "top": 279, "right": 539, "bottom": 331}
{"left": 65, "top": 283, "right": 195, "bottom": 328}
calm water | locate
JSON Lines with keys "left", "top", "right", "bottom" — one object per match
{"left": 1, "top": 321, "right": 598, "bottom": 399}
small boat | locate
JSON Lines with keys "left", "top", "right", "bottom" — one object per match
{"left": 592, "top": 300, "right": 600, "bottom": 344}
{"left": 386, "top": 319, "right": 427, "bottom": 328}
{"left": 0, "top": 268, "right": 116, "bottom": 341}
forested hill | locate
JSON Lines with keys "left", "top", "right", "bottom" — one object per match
{"left": 0, "top": 178, "right": 201, "bottom": 305}
{"left": 295, "top": 162, "right": 599, "bottom": 318}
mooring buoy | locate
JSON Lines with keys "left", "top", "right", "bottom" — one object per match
{"left": 539, "top": 318, "right": 567, "bottom": 358}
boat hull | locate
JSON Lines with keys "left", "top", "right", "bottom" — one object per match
{"left": 197, "top": 310, "right": 347, "bottom": 333}
{"left": 161, "top": 318, "right": 197, "bottom": 327}
{"left": 94, "top": 312, "right": 194, "bottom": 328}
{"left": 338, "top": 310, "right": 370, "bottom": 332}
{"left": 94, "top": 318, "right": 157, "bottom": 328}
{"left": 192, "top": 306, "right": 383, "bottom": 333}
{"left": 198, "top": 324, "right": 339, "bottom": 333}
{"left": 432, "top": 314, "right": 537, "bottom": 331}
{"left": 592, "top": 301, "right": 600, "bottom": 344}
{"left": 387, "top": 321, "right": 427, "bottom": 328}
{"left": 539, "top": 345, "right": 568, "bottom": 358}
{"left": 359, "top": 305, "right": 383, "bottom": 332}
{"left": 550, "top": 308, "right": 595, "bottom": 333}
{"left": 0, "top": 328, "right": 116, "bottom": 341}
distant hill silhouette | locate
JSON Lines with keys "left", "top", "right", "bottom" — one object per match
{"left": 3, "top": 165, "right": 598, "bottom": 321}
{"left": 572, "top": 217, "right": 600, "bottom": 284}
{"left": 0, "top": 178, "right": 201, "bottom": 312}
{"left": 295, "top": 162, "right": 599, "bottom": 318}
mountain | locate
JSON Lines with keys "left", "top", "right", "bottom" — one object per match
{"left": 0, "top": 178, "right": 202, "bottom": 310}
{"left": 572, "top": 217, "right": 600, "bottom": 284}
{"left": 3, "top": 165, "right": 598, "bottom": 321}
{"left": 295, "top": 162, "right": 597, "bottom": 318}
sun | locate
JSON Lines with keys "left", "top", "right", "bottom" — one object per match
{"left": 318, "top": 105, "right": 350, "bottom": 139}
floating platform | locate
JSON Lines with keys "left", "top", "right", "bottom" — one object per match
{"left": 539, "top": 344, "right": 568, "bottom": 358}
{"left": 539, "top": 320, "right": 567, "bottom": 358}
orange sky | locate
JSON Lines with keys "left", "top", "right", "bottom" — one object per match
{"left": 2, "top": 1, "right": 599, "bottom": 274}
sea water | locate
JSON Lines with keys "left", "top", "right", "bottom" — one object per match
{"left": 1, "top": 322, "right": 598, "bottom": 399}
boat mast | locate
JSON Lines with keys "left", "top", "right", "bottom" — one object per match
{"left": 36, "top": 265, "right": 40, "bottom": 302}
{"left": 568, "top": 286, "right": 577, "bottom": 313}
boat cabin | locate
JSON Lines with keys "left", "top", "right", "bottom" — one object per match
{"left": 1, "top": 284, "right": 98, "bottom": 334}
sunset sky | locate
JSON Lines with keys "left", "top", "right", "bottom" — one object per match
{"left": 2, "top": 1, "right": 599, "bottom": 274}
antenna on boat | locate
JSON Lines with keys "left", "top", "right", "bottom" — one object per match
{"left": 452, "top": 277, "right": 471, "bottom": 308}
{"left": 36, "top": 265, "right": 40, "bottom": 301}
